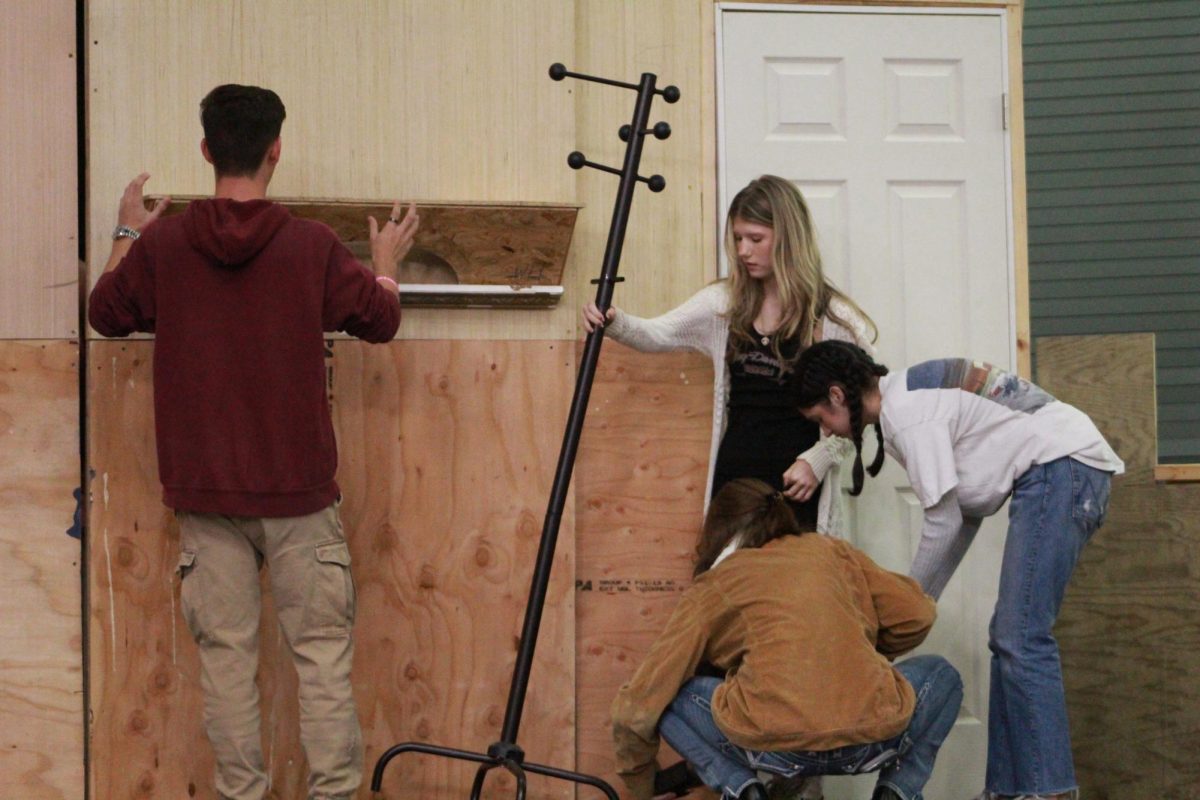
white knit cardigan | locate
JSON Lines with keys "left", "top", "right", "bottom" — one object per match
{"left": 605, "top": 282, "right": 876, "bottom": 538}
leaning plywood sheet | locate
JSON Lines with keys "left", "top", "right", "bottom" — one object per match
{"left": 333, "top": 339, "right": 576, "bottom": 800}
{"left": 0, "top": 341, "right": 82, "bottom": 798}
{"left": 1037, "top": 333, "right": 1200, "bottom": 797}
{"left": 88, "top": 339, "right": 576, "bottom": 799}
{"left": 574, "top": 344, "right": 712, "bottom": 786}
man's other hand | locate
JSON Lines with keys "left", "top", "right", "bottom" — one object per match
{"left": 368, "top": 201, "right": 419, "bottom": 278}
{"left": 120, "top": 173, "right": 170, "bottom": 232}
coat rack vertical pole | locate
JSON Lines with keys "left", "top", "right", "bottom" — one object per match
{"left": 371, "top": 65, "right": 675, "bottom": 800}
{"left": 499, "top": 70, "right": 659, "bottom": 745}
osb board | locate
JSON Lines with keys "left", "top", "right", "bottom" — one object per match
{"left": 1036, "top": 333, "right": 1200, "bottom": 798}
{"left": 0, "top": 2, "right": 78, "bottom": 338}
{"left": 1035, "top": 333, "right": 1156, "bottom": 485}
{"left": 146, "top": 197, "right": 579, "bottom": 288}
{"left": 88, "top": 339, "right": 576, "bottom": 799}
{"left": 86, "top": 0, "right": 578, "bottom": 340}
{"left": 574, "top": 0, "right": 711, "bottom": 320}
{"left": 574, "top": 343, "right": 713, "bottom": 787}
{"left": 0, "top": 341, "right": 83, "bottom": 798}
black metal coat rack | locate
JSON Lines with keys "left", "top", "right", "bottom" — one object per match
{"left": 371, "top": 63, "right": 679, "bottom": 800}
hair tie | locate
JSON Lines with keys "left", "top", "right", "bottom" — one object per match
{"left": 771, "top": 491, "right": 784, "bottom": 502}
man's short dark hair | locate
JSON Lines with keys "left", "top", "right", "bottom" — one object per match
{"left": 200, "top": 84, "right": 286, "bottom": 177}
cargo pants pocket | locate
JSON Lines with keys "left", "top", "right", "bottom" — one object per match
{"left": 306, "top": 541, "right": 356, "bottom": 633}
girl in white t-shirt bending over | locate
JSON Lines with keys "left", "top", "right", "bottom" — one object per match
{"left": 793, "top": 340, "right": 1123, "bottom": 800}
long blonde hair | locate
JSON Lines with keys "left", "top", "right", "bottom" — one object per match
{"left": 724, "top": 175, "right": 876, "bottom": 360}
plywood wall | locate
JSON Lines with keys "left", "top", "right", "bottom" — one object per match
{"left": 87, "top": 339, "right": 576, "bottom": 799}
{"left": 574, "top": 344, "right": 713, "bottom": 786}
{"left": 0, "top": 1, "right": 78, "bottom": 340}
{"left": 0, "top": 342, "right": 83, "bottom": 798}
{"left": 1037, "top": 333, "right": 1200, "bottom": 798}
{"left": 0, "top": 2, "right": 83, "bottom": 798}
{"left": 573, "top": 1, "right": 712, "bottom": 318}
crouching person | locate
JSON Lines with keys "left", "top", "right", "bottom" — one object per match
{"left": 610, "top": 479, "right": 962, "bottom": 800}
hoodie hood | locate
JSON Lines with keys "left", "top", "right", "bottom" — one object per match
{"left": 182, "top": 198, "right": 291, "bottom": 269}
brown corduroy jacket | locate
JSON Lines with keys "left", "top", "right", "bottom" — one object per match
{"left": 610, "top": 534, "right": 936, "bottom": 800}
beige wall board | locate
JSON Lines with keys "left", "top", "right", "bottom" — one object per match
{"left": 88, "top": 338, "right": 576, "bottom": 799}
{"left": 574, "top": 343, "right": 713, "bottom": 785}
{"left": 1036, "top": 332, "right": 1200, "bottom": 798}
{"left": 0, "top": 2, "right": 79, "bottom": 339}
{"left": 0, "top": 340, "right": 83, "bottom": 799}
{"left": 1005, "top": 3, "right": 1032, "bottom": 377}
{"left": 87, "top": 0, "right": 579, "bottom": 341}
{"left": 573, "top": 0, "right": 710, "bottom": 330}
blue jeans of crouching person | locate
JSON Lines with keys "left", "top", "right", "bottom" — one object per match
{"left": 658, "top": 655, "right": 962, "bottom": 800}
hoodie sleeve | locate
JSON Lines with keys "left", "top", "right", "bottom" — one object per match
{"left": 322, "top": 241, "right": 400, "bottom": 343}
{"left": 88, "top": 240, "right": 157, "bottom": 336}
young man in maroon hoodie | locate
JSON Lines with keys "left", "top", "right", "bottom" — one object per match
{"left": 89, "top": 84, "right": 418, "bottom": 800}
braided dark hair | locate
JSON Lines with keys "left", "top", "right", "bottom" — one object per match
{"left": 795, "top": 341, "right": 889, "bottom": 496}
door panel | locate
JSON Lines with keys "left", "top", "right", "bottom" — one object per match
{"left": 720, "top": 8, "right": 1013, "bottom": 798}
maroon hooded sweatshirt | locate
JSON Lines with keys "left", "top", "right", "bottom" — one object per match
{"left": 89, "top": 198, "right": 400, "bottom": 517}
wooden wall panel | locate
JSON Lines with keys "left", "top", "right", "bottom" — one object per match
{"left": 0, "top": 1, "right": 78, "bottom": 338}
{"left": 1036, "top": 333, "right": 1200, "bottom": 799}
{"left": 1035, "top": 333, "right": 1157, "bottom": 484}
{"left": 574, "top": 1, "right": 711, "bottom": 319}
{"left": 88, "top": 339, "right": 575, "bottom": 799}
{"left": 86, "top": 0, "right": 577, "bottom": 341}
{"left": 0, "top": 341, "right": 82, "bottom": 798}
{"left": 574, "top": 344, "right": 712, "bottom": 787}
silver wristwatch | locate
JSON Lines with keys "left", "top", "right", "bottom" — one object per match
{"left": 112, "top": 225, "right": 141, "bottom": 241}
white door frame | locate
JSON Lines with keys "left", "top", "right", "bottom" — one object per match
{"left": 714, "top": 2, "right": 1019, "bottom": 368}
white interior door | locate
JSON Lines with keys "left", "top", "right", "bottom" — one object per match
{"left": 719, "top": 6, "right": 1015, "bottom": 798}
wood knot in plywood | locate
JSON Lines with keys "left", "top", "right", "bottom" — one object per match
{"left": 474, "top": 543, "right": 492, "bottom": 567}
{"left": 135, "top": 771, "right": 155, "bottom": 795}
{"left": 487, "top": 706, "right": 502, "bottom": 726}
{"left": 374, "top": 522, "right": 398, "bottom": 555}
{"left": 404, "top": 662, "right": 420, "bottom": 680}
{"left": 128, "top": 708, "right": 149, "bottom": 733}
{"left": 416, "top": 719, "right": 432, "bottom": 739}
{"left": 516, "top": 509, "right": 538, "bottom": 540}
{"left": 418, "top": 564, "right": 437, "bottom": 589}
{"left": 116, "top": 540, "right": 136, "bottom": 567}
{"left": 149, "top": 665, "right": 173, "bottom": 694}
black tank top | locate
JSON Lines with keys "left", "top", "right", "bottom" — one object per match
{"left": 712, "top": 330, "right": 821, "bottom": 528}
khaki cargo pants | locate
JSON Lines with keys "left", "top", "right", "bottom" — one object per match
{"left": 176, "top": 502, "right": 363, "bottom": 800}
